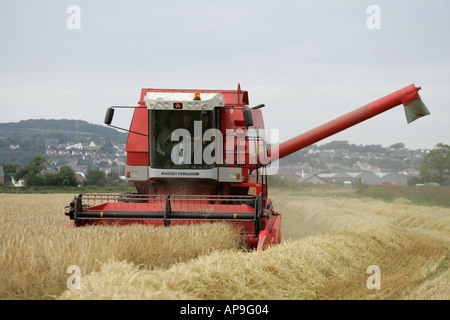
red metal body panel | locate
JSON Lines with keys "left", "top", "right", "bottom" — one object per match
{"left": 126, "top": 107, "right": 149, "bottom": 166}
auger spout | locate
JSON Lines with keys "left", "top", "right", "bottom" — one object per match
{"left": 269, "top": 84, "right": 429, "bottom": 162}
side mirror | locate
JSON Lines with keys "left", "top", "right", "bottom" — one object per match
{"left": 104, "top": 107, "right": 115, "bottom": 125}
{"left": 102, "top": 106, "right": 148, "bottom": 136}
{"left": 243, "top": 108, "right": 254, "bottom": 127}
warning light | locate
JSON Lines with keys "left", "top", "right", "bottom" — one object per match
{"left": 174, "top": 103, "right": 183, "bottom": 109}
{"left": 194, "top": 92, "right": 201, "bottom": 100}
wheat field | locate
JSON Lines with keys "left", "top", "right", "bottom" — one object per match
{"left": 0, "top": 189, "right": 448, "bottom": 300}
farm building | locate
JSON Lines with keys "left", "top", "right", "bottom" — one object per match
{"left": 357, "top": 172, "right": 408, "bottom": 185}
{"left": 297, "top": 174, "right": 327, "bottom": 185}
{"left": 297, "top": 172, "right": 407, "bottom": 186}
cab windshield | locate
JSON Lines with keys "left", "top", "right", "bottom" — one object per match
{"left": 149, "top": 110, "right": 215, "bottom": 169}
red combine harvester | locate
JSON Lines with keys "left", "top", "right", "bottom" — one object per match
{"left": 65, "top": 83, "right": 430, "bottom": 250}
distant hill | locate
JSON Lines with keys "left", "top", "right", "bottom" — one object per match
{"left": 0, "top": 119, "right": 125, "bottom": 137}
{"left": 0, "top": 119, "right": 127, "bottom": 165}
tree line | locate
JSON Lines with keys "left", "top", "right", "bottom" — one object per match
{"left": 3, "top": 155, "right": 114, "bottom": 187}
{"left": 1, "top": 143, "right": 449, "bottom": 187}
{"left": 414, "top": 143, "right": 450, "bottom": 186}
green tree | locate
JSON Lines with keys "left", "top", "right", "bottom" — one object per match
{"left": 407, "top": 176, "right": 423, "bottom": 186}
{"left": 321, "top": 140, "right": 350, "bottom": 150}
{"left": 58, "top": 165, "right": 78, "bottom": 186}
{"left": 389, "top": 142, "right": 405, "bottom": 150}
{"left": 83, "top": 169, "right": 107, "bottom": 186}
{"left": 42, "top": 165, "right": 78, "bottom": 186}
{"left": 77, "top": 158, "right": 93, "bottom": 169}
{"left": 99, "top": 141, "right": 115, "bottom": 156}
{"left": 14, "top": 156, "right": 48, "bottom": 181}
{"left": 25, "top": 172, "right": 44, "bottom": 186}
{"left": 420, "top": 143, "right": 450, "bottom": 185}
{"left": 12, "top": 156, "right": 79, "bottom": 187}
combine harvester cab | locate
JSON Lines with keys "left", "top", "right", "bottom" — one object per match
{"left": 65, "top": 83, "right": 430, "bottom": 250}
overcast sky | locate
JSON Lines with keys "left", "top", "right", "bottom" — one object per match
{"left": 0, "top": 0, "right": 449, "bottom": 150}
